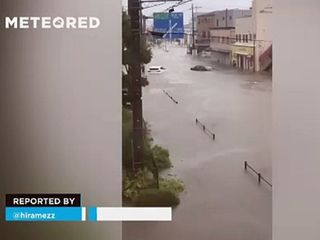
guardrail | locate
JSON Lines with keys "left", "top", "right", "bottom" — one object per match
{"left": 195, "top": 118, "right": 216, "bottom": 141}
{"left": 163, "top": 90, "right": 178, "bottom": 104}
{"left": 244, "top": 161, "right": 272, "bottom": 187}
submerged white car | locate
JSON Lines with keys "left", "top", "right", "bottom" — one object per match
{"left": 148, "top": 66, "right": 166, "bottom": 73}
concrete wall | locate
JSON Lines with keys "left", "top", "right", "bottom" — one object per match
{"left": 209, "top": 28, "right": 235, "bottom": 65}
{"left": 197, "top": 15, "right": 215, "bottom": 42}
{"left": 214, "top": 9, "right": 251, "bottom": 28}
{"left": 273, "top": 1, "right": 320, "bottom": 239}
{"left": 236, "top": 16, "right": 255, "bottom": 36}
{"left": 210, "top": 28, "right": 235, "bottom": 52}
{"left": 253, "top": 0, "right": 272, "bottom": 71}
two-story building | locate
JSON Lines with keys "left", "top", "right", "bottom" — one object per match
{"left": 232, "top": 15, "right": 256, "bottom": 71}
{"left": 209, "top": 27, "right": 235, "bottom": 65}
{"left": 196, "top": 12, "right": 216, "bottom": 51}
{"left": 198, "top": 9, "right": 250, "bottom": 56}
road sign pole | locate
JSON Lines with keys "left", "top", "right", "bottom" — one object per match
{"left": 169, "top": 18, "right": 172, "bottom": 43}
{"left": 169, "top": 12, "right": 172, "bottom": 43}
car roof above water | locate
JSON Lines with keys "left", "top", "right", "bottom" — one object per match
{"left": 149, "top": 66, "right": 162, "bottom": 69}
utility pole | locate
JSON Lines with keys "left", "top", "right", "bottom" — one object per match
{"left": 128, "top": 0, "right": 144, "bottom": 171}
{"left": 127, "top": 0, "right": 188, "bottom": 170}
{"left": 191, "top": 4, "right": 195, "bottom": 50}
{"left": 169, "top": 13, "right": 172, "bottom": 43}
{"left": 253, "top": 38, "right": 256, "bottom": 72}
{"left": 225, "top": 8, "right": 228, "bottom": 27}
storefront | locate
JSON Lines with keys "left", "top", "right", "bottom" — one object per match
{"left": 232, "top": 44, "right": 255, "bottom": 71}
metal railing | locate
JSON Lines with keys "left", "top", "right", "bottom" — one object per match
{"left": 244, "top": 161, "right": 272, "bottom": 187}
{"left": 163, "top": 90, "right": 178, "bottom": 104}
{"left": 195, "top": 118, "right": 216, "bottom": 140}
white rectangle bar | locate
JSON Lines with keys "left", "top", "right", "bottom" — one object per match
{"left": 96, "top": 207, "right": 172, "bottom": 221}
{"left": 81, "top": 207, "right": 86, "bottom": 221}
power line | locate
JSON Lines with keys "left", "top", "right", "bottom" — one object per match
{"left": 163, "top": 0, "right": 192, "bottom": 11}
{"left": 147, "top": 31, "right": 272, "bottom": 43}
{"left": 142, "top": 2, "right": 167, "bottom": 10}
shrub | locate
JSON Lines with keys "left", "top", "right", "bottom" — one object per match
{"left": 134, "top": 189, "right": 180, "bottom": 207}
{"left": 123, "top": 168, "right": 152, "bottom": 200}
{"left": 152, "top": 145, "right": 172, "bottom": 170}
{"left": 160, "top": 179, "right": 184, "bottom": 195}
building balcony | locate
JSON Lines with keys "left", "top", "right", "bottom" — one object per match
{"left": 196, "top": 38, "right": 210, "bottom": 46}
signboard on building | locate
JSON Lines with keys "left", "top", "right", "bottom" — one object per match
{"left": 232, "top": 45, "right": 254, "bottom": 56}
{"left": 153, "top": 12, "right": 184, "bottom": 39}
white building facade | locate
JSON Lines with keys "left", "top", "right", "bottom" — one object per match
{"left": 232, "top": 16, "right": 256, "bottom": 71}
{"left": 252, "top": 0, "right": 272, "bottom": 71}
{"left": 231, "top": 0, "right": 272, "bottom": 72}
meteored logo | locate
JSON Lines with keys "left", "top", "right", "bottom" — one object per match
{"left": 4, "top": 17, "right": 100, "bottom": 29}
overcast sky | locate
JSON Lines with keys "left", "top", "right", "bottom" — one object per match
{"left": 123, "top": 0, "right": 252, "bottom": 23}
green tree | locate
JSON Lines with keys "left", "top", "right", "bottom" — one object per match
{"left": 122, "top": 11, "right": 151, "bottom": 106}
{"left": 122, "top": 11, "right": 152, "bottom": 67}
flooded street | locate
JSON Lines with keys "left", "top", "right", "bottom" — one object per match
{"left": 124, "top": 46, "right": 272, "bottom": 240}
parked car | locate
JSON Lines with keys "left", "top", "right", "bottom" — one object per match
{"left": 190, "top": 65, "right": 212, "bottom": 71}
{"left": 148, "top": 66, "right": 166, "bottom": 73}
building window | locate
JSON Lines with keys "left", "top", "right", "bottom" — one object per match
{"left": 222, "top": 16, "right": 225, "bottom": 20}
{"left": 229, "top": 15, "right": 232, "bottom": 20}
{"left": 249, "top": 34, "right": 252, "bottom": 41}
{"left": 231, "top": 36, "right": 236, "bottom": 43}
{"left": 216, "top": 19, "right": 219, "bottom": 26}
{"left": 235, "top": 35, "right": 238, "bottom": 41}
{"left": 253, "top": 34, "right": 256, "bottom": 40}
{"left": 226, "top": 37, "right": 230, "bottom": 44}
{"left": 221, "top": 36, "right": 225, "bottom": 43}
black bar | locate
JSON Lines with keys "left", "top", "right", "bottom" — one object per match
{"left": 6, "top": 194, "right": 81, "bottom": 207}
{"left": 163, "top": 90, "right": 178, "bottom": 104}
{"left": 244, "top": 161, "right": 272, "bottom": 187}
{"left": 195, "top": 119, "right": 216, "bottom": 141}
